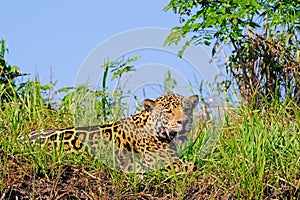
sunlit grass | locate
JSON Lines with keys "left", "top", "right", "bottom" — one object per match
{"left": 202, "top": 100, "right": 300, "bottom": 198}
{"left": 0, "top": 79, "right": 299, "bottom": 199}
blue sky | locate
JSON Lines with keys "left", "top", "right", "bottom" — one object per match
{"left": 2, "top": 1, "right": 222, "bottom": 112}
{"left": 2, "top": 1, "right": 179, "bottom": 87}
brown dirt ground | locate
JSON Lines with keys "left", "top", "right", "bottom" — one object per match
{"left": 1, "top": 151, "right": 298, "bottom": 199}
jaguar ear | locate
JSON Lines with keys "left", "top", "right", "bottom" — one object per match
{"left": 188, "top": 95, "right": 199, "bottom": 109}
{"left": 142, "top": 99, "right": 156, "bottom": 111}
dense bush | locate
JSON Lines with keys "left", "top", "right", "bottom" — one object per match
{"left": 164, "top": 0, "right": 300, "bottom": 107}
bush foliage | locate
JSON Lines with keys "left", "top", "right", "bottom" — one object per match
{"left": 164, "top": 0, "right": 300, "bottom": 106}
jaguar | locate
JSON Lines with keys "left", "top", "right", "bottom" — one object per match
{"left": 26, "top": 93, "right": 199, "bottom": 173}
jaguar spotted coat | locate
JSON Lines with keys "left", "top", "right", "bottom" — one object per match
{"left": 27, "top": 94, "right": 199, "bottom": 173}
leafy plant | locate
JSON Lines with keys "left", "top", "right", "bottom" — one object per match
{"left": 100, "top": 56, "right": 139, "bottom": 122}
{"left": 163, "top": 70, "right": 177, "bottom": 94}
{"left": 0, "top": 39, "right": 27, "bottom": 102}
{"left": 55, "top": 56, "right": 140, "bottom": 125}
{"left": 164, "top": 0, "right": 300, "bottom": 107}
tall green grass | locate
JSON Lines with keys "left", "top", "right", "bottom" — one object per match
{"left": 0, "top": 76, "right": 299, "bottom": 198}
{"left": 202, "top": 100, "right": 300, "bottom": 198}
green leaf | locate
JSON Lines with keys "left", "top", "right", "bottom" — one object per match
{"left": 11, "top": 66, "right": 20, "bottom": 74}
{"left": 56, "top": 86, "right": 75, "bottom": 94}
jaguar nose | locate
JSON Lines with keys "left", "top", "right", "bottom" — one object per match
{"left": 177, "top": 117, "right": 188, "bottom": 126}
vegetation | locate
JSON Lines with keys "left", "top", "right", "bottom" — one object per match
{"left": 1, "top": 77, "right": 299, "bottom": 199}
{"left": 1, "top": 0, "right": 300, "bottom": 198}
{"left": 0, "top": 42, "right": 299, "bottom": 199}
{"left": 164, "top": 0, "right": 300, "bottom": 107}
{"left": 0, "top": 40, "right": 27, "bottom": 103}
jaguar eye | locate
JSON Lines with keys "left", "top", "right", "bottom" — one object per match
{"left": 166, "top": 110, "right": 173, "bottom": 114}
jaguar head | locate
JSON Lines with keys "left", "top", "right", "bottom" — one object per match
{"left": 143, "top": 94, "right": 199, "bottom": 139}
